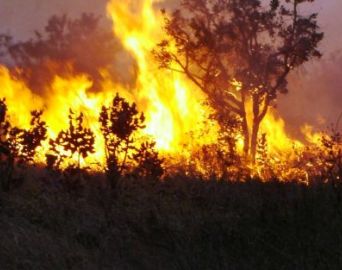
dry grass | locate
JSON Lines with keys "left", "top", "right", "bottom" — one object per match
{"left": 0, "top": 173, "right": 342, "bottom": 270}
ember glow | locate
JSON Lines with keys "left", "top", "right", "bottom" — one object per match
{"left": 0, "top": 0, "right": 338, "bottom": 181}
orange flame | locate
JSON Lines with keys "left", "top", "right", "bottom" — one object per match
{"left": 107, "top": 0, "right": 218, "bottom": 152}
{"left": 0, "top": 0, "right": 327, "bottom": 180}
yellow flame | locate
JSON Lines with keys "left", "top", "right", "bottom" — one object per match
{"left": 0, "top": 0, "right": 217, "bottom": 168}
{"left": 0, "top": 0, "right": 327, "bottom": 181}
{"left": 107, "top": 0, "right": 217, "bottom": 152}
{"left": 260, "top": 108, "right": 303, "bottom": 153}
{"left": 0, "top": 67, "right": 43, "bottom": 128}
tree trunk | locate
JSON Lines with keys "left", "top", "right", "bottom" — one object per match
{"left": 249, "top": 95, "right": 261, "bottom": 164}
{"left": 241, "top": 115, "right": 250, "bottom": 157}
{"left": 250, "top": 119, "right": 261, "bottom": 164}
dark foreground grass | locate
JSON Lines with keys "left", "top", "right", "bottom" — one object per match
{"left": 0, "top": 173, "right": 342, "bottom": 270}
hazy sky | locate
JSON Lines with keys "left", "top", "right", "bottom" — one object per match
{"left": 0, "top": 0, "right": 341, "bottom": 133}
{"left": 0, "top": 0, "right": 340, "bottom": 52}
{"left": 0, "top": 0, "right": 108, "bottom": 40}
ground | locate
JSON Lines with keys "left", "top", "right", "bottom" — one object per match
{"left": 0, "top": 174, "right": 342, "bottom": 270}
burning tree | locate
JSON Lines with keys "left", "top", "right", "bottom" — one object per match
{"left": 154, "top": 0, "right": 323, "bottom": 162}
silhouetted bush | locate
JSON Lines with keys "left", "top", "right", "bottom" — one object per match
{"left": 0, "top": 99, "right": 47, "bottom": 191}
{"left": 7, "top": 110, "right": 47, "bottom": 164}
{"left": 99, "top": 94, "right": 165, "bottom": 189}
{"left": 47, "top": 110, "right": 95, "bottom": 194}
{"left": 132, "top": 141, "right": 164, "bottom": 180}
{"left": 49, "top": 110, "right": 95, "bottom": 171}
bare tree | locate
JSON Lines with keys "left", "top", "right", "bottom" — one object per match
{"left": 154, "top": 0, "right": 323, "bottom": 162}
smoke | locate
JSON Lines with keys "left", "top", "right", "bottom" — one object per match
{"left": 278, "top": 0, "right": 342, "bottom": 135}
{"left": 155, "top": 0, "right": 342, "bottom": 134}
{"left": 0, "top": 0, "right": 108, "bottom": 40}
{"left": 279, "top": 52, "right": 342, "bottom": 138}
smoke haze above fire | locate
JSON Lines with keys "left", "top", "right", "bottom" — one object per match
{"left": 0, "top": 0, "right": 341, "bottom": 135}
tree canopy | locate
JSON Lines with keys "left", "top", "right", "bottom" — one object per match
{"left": 154, "top": 0, "right": 323, "bottom": 162}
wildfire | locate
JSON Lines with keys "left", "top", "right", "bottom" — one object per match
{"left": 107, "top": 0, "right": 217, "bottom": 152}
{"left": 0, "top": 0, "right": 216, "bottom": 166}
{"left": 0, "top": 0, "right": 336, "bottom": 181}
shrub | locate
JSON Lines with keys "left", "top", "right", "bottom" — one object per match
{"left": 49, "top": 109, "right": 95, "bottom": 170}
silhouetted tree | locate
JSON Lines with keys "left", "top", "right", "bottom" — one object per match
{"left": 0, "top": 98, "right": 12, "bottom": 191}
{"left": 0, "top": 13, "right": 124, "bottom": 92}
{"left": 0, "top": 100, "right": 47, "bottom": 190}
{"left": 99, "top": 93, "right": 146, "bottom": 188}
{"left": 154, "top": 0, "right": 323, "bottom": 162}
{"left": 0, "top": 99, "right": 10, "bottom": 145}
{"left": 49, "top": 110, "right": 95, "bottom": 170}
{"left": 7, "top": 110, "right": 47, "bottom": 164}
